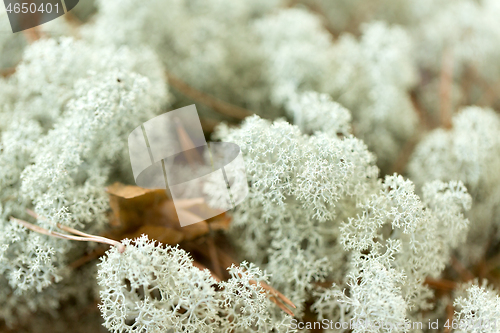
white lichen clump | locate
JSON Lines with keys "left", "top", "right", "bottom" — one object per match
{"left": 98, "top": 235, "right": 287, "bottom": 333}
{"left": 408, "top": 107, "right": 500, "bottom": 263}
{"left": 454, "top": 283, "right": 500, "bottom": 333}
{"left": 213, "top": 111, "right": 379, "bottom": 311}
{"left": 2, "top": 0, "right": 500, "bottom": 331}
{"left": 0, "top": 37, "right": 167, "bottom": 322}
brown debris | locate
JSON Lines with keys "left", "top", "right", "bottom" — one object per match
{"left": 104, "top": 182, "right": 231, "bottom": 245}
{"left": 165, "top": 71, "right": 252, "bottom": 120}
{"left": 424, "top": 277, "right": 458, "bottom": 291}
{"left": 439, "top": 48, "right": 454, "bottom": 129}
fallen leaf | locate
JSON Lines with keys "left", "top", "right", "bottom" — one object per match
{"left": 104, "top": 182, "right": 231, "bottom": 244}
{"left": 122, "top": 225, "right": 184, "bottom": 245}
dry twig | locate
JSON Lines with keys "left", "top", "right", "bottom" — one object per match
{"left": 439, "top": 48, "right": 454, "bottom": 129}
{"left": 443, "top": 302, "right": 455, "bottom": 333}
{"left": 11, "top": 213, "right": 125, "bottom": 253}
{"left": 424, "top": 277, "right": 457, "bottom": 291}
{"left": 410, "top": 89, "right": 434, "bottom": 129}
{"left": 450, "top": 255, "right": 475, "bottom": 282}
{"left": 165, "top": 71, "right": 252, "bottom": 120}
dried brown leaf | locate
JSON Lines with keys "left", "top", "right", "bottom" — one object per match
{"left": 105, "top": 182, "right": 231, "bottom": 243}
